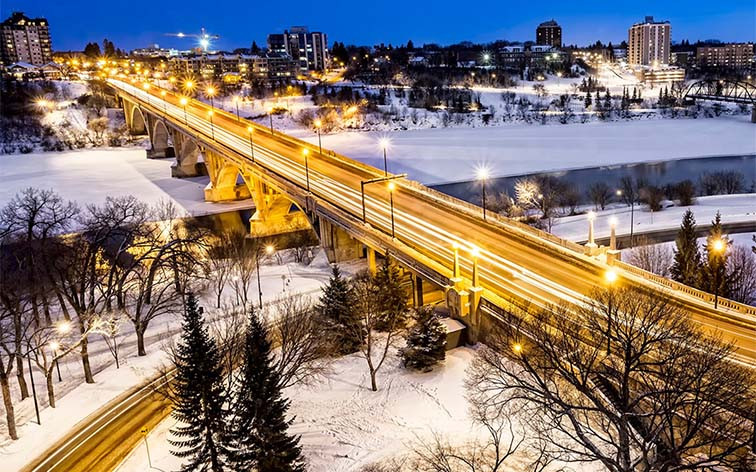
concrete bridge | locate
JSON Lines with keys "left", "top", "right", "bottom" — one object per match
{"left": 110, "top": 78, "right": 756, "bottom": 364}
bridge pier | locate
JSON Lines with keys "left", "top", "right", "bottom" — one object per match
{"left": 752, "top": 106, "right": 756, "bottom": 123}
{"left": 203, "top": 150, "right": 250, "bottom": 202}
{"left": 171, "top": 134, "right": 202, "bottom": 177}
{"left": 319, "top": 219, "right": 362, "bottom": 263}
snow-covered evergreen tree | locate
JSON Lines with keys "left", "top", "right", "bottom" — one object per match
{"left": 169, "top": 293, "right": 230, "bottom": 472}
{"left": 400, "top": 306, "right": 446, "bottom": 371}
{"left": 670, "top": 209, "right": 702, "bottom": 287}
{"left": 316, "top": 264, "right": 363, "bottom": 354}
{"left": 228, "top": 310, "right": 305, "bottom": 472}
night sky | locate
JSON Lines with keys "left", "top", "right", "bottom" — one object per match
{"left": 9, "top": 0, "right": 756, "bottom": 52}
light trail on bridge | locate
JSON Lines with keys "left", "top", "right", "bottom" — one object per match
{"left": 111, "top": 79, "right": 756, "bottom": 365}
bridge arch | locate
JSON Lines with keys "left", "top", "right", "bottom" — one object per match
{"left": 150, "top": 120, "right": 174, "bottom": 157}
{"left": 129, "top": 105, "right": 147, "bottom": 135}
{"left": 684, "top": 79, "right": 756, "bottom": 105}
{"left": 172, "top": 138, "right": 200, "bottom": 177}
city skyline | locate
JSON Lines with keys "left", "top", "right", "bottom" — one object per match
{"left": 7, "top": 0, "right": 755, "bottom": 52}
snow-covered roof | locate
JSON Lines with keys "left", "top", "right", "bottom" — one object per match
{"left": 8, "top": 62, "right": 37, "bottom": 70}
{"left": 440, "top": 318, "right": 466, "bottom": 333}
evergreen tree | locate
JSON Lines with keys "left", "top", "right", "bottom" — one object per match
{"left": 316, "top": 265, "right": 363, "bottom": 354}
{"left": 604, "top": 89, "right": 611, "bottom": 109}
{"left": 373, "top": 257, "right": 408, "bottom": 331}
{"left": 228, "top": 311, "right": 305, "bottom": 472}
{"left": 400, "top": 306, "right": 446, "bottom": 371}
{"left": 632, "top": 88, "right": 638, "bottom": 101}
{"left": 670, "top": 210, "right": 702, "bottom": 286}
{"left": 251, "top": 41, "right": 260, "bottom": 54}
{"left": 406, "top": 39, "right": 415, "bottom": 50}
{"left": 102, "top": 38, "right": 116, "bottom": 57}
{"left": 83, "top": 42, "right": 101, "bottom": 58}
{"left": 700, "top": 211, "right": 732, "bottom": 298}
{"left": 584, "top": 91, "right": 592, "bottom": 109}
{"left": 169, "top": 294, "right": 230, "bottom": 472}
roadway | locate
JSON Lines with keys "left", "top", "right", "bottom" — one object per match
{"left": 21, "top": 374, "right": 172, "bottom": 472}
{"left": 112, "top": 79, "right": 755, "bottom": 365}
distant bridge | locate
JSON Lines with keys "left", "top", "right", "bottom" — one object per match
{"left": 684, "top": 79, "right": 756, "bottom": 121}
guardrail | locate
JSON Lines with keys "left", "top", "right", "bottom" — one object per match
{"left": 612, "top": 259, "right": 756, "bottom": 316}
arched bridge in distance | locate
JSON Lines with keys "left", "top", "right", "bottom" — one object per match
{"left": 684, "top": 78, "right": 756, "bottom": 121}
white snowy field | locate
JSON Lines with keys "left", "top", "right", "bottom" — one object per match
{"left": 1, "top": 249, "right": 347, "bottom": 471}
{"left": 551, "top": 194, "right": 756, "bottom": 243}
{"left": 299, "top": 115, "right": 756, "bottom": 185}
{"left": 117, "top": 345, "right": 599, "bottom": 472}
{"left": 0, "top": 148, "right": 252, "bottom": 216}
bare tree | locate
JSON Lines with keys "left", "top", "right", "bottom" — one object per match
{"left": 95, "top": 313, "right": 126, "bottom": 369}
{"left": 264, "top": 294, "right": 331, "bottom": 389}
{"left": 625, "top": 237, "right": 673, "bottom": 277}
{"left": 468, "top": 288, "right": 754, "bottom": 472}
{"left": 351, "top": 271, "right": 404, "bottom": 391}
{"left": 226, "top": 231, "right": 263, "bottom": 309}
{"left": 209, "top": 305, "right": 247, "bottom": 392}
{"left": 207, "top": 232, "right": 234, "bottom": 308}
{"left": 588, "top": 182, "right": 612, "bottom": 211}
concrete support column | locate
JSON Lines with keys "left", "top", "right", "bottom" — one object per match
{"left": 319, "top": 219, "right": 361, "bottom": 263}
{"left": 204, "top": 155, "right": 250, "bottom": 202}
{"left": 367, "top": 247, "right": 377, "bottom": 275}
{"left": 414, "top": 275, "right": 424, "bottom": 307}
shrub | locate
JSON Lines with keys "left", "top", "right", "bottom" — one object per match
{"left": 400, "top": 306, "right": 446, "bottom": 371}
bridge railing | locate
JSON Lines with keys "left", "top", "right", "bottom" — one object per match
{"left": 611, "top": 259, "right": 756, "bottom": 317}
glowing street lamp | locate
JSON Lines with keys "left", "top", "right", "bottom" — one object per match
{"left": 379, "top": 137, "right": 391, "bottom": 176}
{"left": 256, "top": 244, "right": 276, "bottom": 309}
{"left": 183, "top": 79, "right": 195, "bottom": 95}
{"left": 512, "top": 343, "right": 523, "bottom": 354}
{"left": 56, "top": 320, "right": 72, "bottom": 335}
{"left": 180, "top": 97, "right": 189, "bottom": 125}
{"left": 587, "top": 210, "right": 596, "bottom": 247}
{"left": 476, "top": 165, "right": 490, "bottom": 221}
{"left": 303, "top": 148, "right": 311, "bottom": 192}
{"left": 205, "top": 85, "right": 217, "bottom": 110}
{"left": 710, "top": 238, "right": 726, "bottom": 309}
{"left": 314, "top": 119, "right": 323, "bottom": 156}
{"left": 387, "top": 181, "right": 397, "bottom": 238}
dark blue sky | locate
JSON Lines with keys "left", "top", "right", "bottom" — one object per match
{"left": 9, "top": 1, "right": 755, "bottom": 52}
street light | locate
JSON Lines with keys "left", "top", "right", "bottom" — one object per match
{"left": 476, "top": 165, "right": 490, "bottom": 221}
{"left": 256, "top": 244, "right": 276, "bottom": 309}
{"left": 183, "top": 79, "right": 195, "bottom": 94}
{"left": 246, "top": 126, "right": 255, "bottom": 163}
{"left": 303, "top": 148, "right": 311, "bottom": 192}
{"left": 205, "top": 85, "right": 216, "bottom": 109}
{"left": 314, "top": 119, "right": 323, "bottom": 156}
{"left": 180, "top": 97, "right": 189, "bottom": 125}
{"left": 710, "top": 238, "right": 726, "bottom": 309}
{"left": 207, "top": 110, "right": 215, "bottom": 140}
{"left": 232, "top": 95, "right": 241, "bottom": 121}
{"left": 616, "top": 188, "right": 635, "bottom": 248}
{"left": 387, "top": 181, "right": 397, "bottom": 238}
{"left": 268, "top": 107, "right": 274, "bottom": 133}
{"left": 379, "top": 138, "right": 391, "bottom": 176}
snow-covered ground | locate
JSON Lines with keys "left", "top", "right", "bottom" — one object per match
{"left": 1, "top": 249, "right": 348, "bottom": 471}
{"left": 551, "top": 194, "right": 756, "bottom": 243}
{"left": 117, "top": 345, "right": 599, "bottom": 472}
{"left": 299, "top": 114, "right": 756, "bottom": 185}
{"left": 0, "top": 148, "right": 252, "bottom": 217}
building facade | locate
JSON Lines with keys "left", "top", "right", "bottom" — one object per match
{"left": 1, "top": 11, "right": 52, "bottom": 66}
{"left": 636, "top": 67, "right": 685, "bottom": 85}
{"left": 628, "top": 16, "right": 670, "bottom": 67}
{"left": 696, "top": 43, "right": 754, "bottom": 70}
{"left": 169, "top": 53, "right": 299, "bottom": 82}
{"left": 267, "top": 26, "right": 329, "bottom": 72}
{"left": 536, "top": 20, "right": 562, "bottom": 48}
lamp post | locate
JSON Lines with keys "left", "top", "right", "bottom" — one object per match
{"left": 26, "top": 351, "right": 40, "bottom": 425}
{"left": 710, "top": 238, "right": 725, "bottom": 309}
{"left": 233, "top": 95, "right": 241, "bottom": 121}
{"left": 303, "top": 148, "right": 311, "bottom": 192}
{"left": 205, "top": 85, "right": 216, "bottom": 109}
{"left": 587, "top": 211, "right": 596, "bottom": 247}
{"left": 207, "top": 110, "right": 215, "bottom": 140}
{"left": 387, "top": 181, "right": 396, "bottom": 238}
{"left": 476, "top": 166, "right": 490, "bottom": 221}
{"left": 180, "top": 97, "right": 189, "bottom": 125}
{"left": 314, "top": 119, "right": 323, "bottom": 156}
{"left": 247, "top": 126, "right": 255, "bottom": 163}
{"left": 604, "top": 269, "right": 618, "bottom": 355}
{"left": 379, "top": 138, "right": 390, "bottom": 176}
{"left": 268, "top": 107, "right": 274, "bottom": 134}
{"left": 616, "top": 189, "right": 635, "bottom": 248}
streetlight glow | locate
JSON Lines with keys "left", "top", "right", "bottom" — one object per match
{"left": 379, "top": 137, "right": 391, "bottom": 150}
{"left": 512, "top": 343, "right": 522, "bottom": 354}
{"left": 608, "top": 216, "right": 618, "bottom": 228}
{"left": 475, "top": 165, "right": 490, "bottom": 181}
{"left": 49, "top": 341, "right": 60, "bottom": 351}
{"left": 57, "top": 320, "right": 72, "bottom": 334}
{"left": 387, "top": 181, "right": 396, "bottom": 192}
{"left": 712, "top": 239, "right": 725, "bottom": 252}
{"left": 265, "top": 244, "right": 275, "bottom": 254}
{"left": 587, "top": 211, "right": 596, "bottom": 221}
{"left": 605, "top": 269, "right": 618, "bottom": 284}
{"left": 179, "top": 97, "right": 188, "bottom": 106}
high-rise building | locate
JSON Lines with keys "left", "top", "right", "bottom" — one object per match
{"left": 1, "top": 11, "right": 52, "bottom": 66}
{"left": 267, "top": 26, "right": 329, "bottom": 72}
{"left": 536, "top": 20, "right": 562, "bottom": 48}
{"left": 696, "top": 43, "right": 754, "bottom": 70}
{"left": 627, "top": 16, "right": 670, "bottom": 67}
